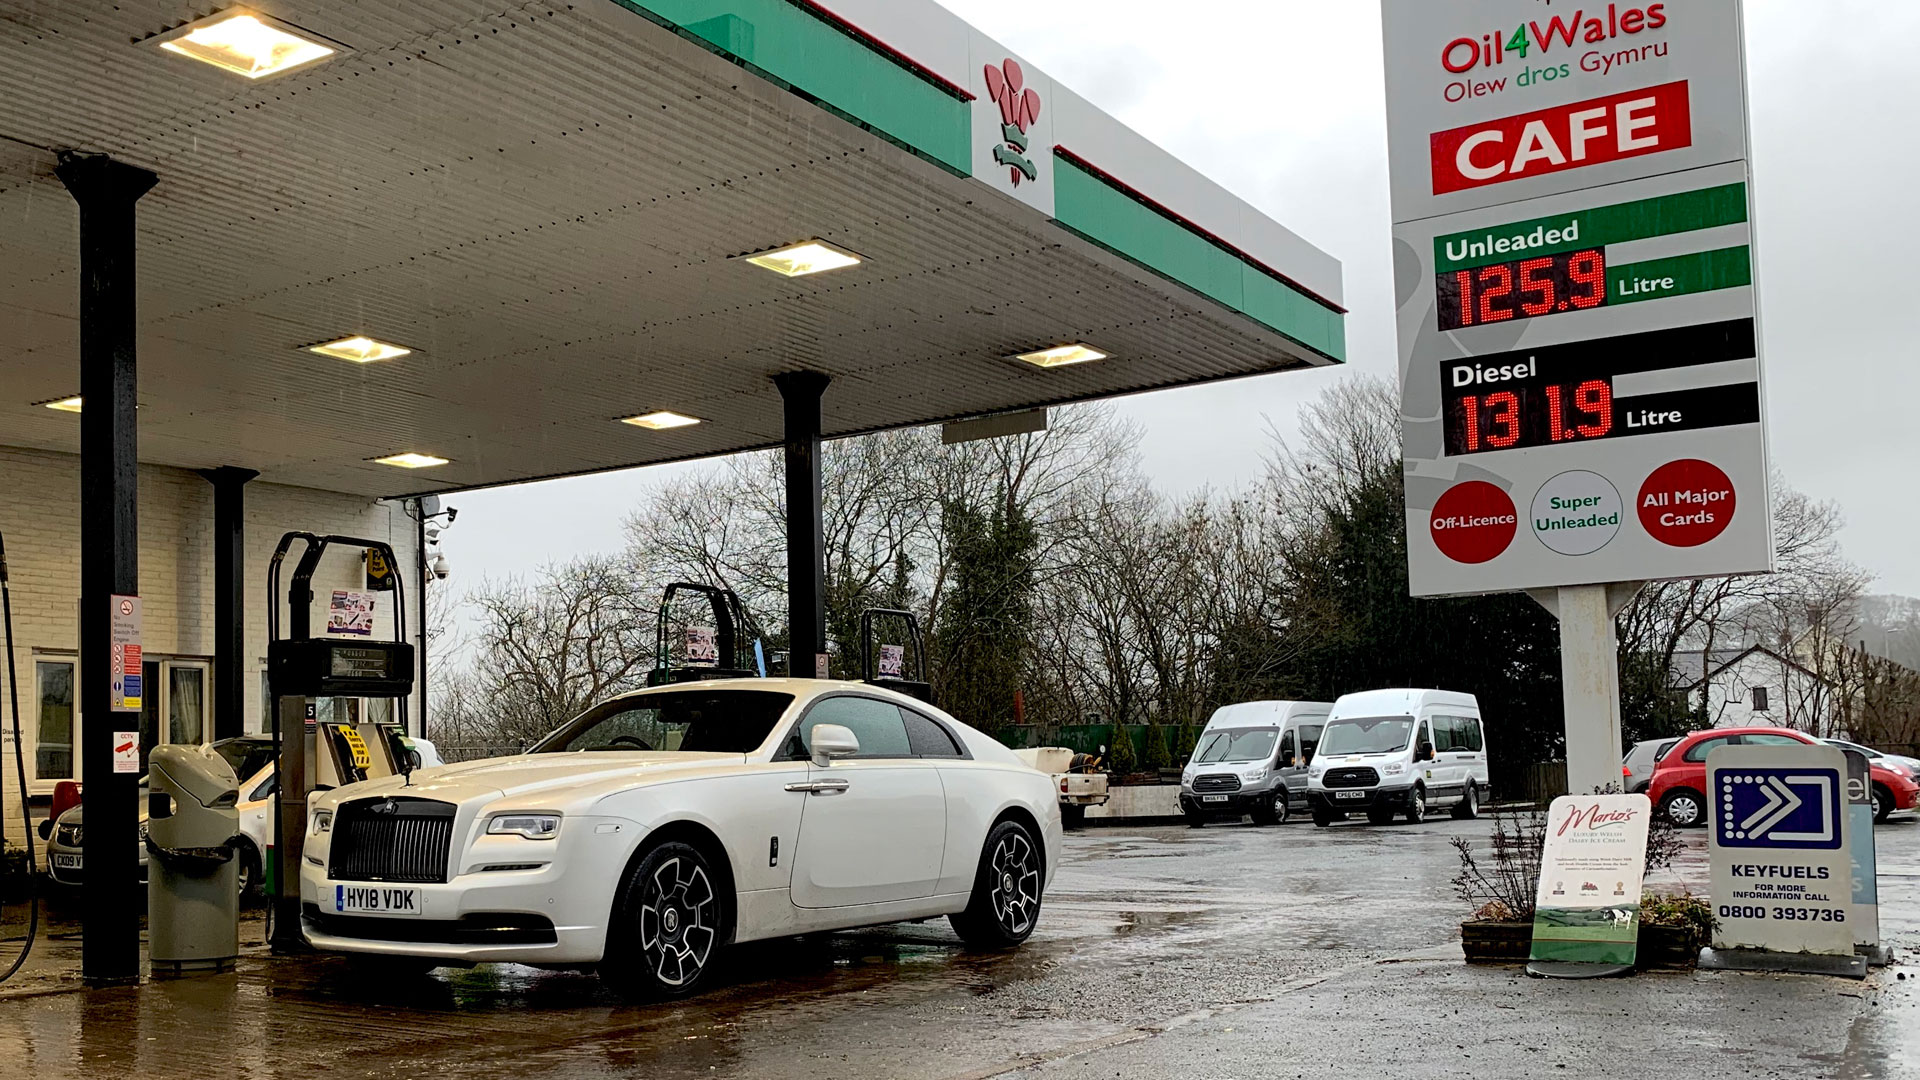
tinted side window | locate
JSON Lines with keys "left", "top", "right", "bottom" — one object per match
{"left": 1461, "top": 717, "right": 1483, "bottom": 753}
{"left": 1683, "top": 736, "right": 1733, "bottom": 763}
{"left": 1432, "top": 716, "right": 1461, "bottom": 753}
{"left": 902, "top": 710, "right": 964, "bottom": 758}
{"left": 1298, "top": 723, "right": 1323, "bottom": 762}
{"left": 1279, "top": 729, "right": 1296, "bottom": 762}
{"left": 798, "top": 696, "right": 914, "bottom": 759}
{"left": 1741, "top": 733, "right": 1802, "bottom": 748}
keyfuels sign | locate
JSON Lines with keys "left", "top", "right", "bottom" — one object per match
{"left": 1382, "top": 1, "right": 1772, "bottom": 596}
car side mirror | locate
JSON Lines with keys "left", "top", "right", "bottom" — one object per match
{"left": 809, "top": 724, "right": 861, "bottom": 767}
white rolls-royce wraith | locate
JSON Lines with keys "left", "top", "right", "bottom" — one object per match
{"left": 300, "top": 679, "right": 1061, "bottom": 998}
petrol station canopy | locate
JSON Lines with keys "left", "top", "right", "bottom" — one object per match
{"left": 0, "top": 0, "right": 1345, "bottom": 497}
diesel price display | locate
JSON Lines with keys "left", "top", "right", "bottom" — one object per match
{"left": 1438, "top": 321, "right": 1764, "bottom": 459}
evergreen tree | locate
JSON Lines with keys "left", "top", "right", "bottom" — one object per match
{"left": 1106, "top": 722, "right": 1137, "bottom": 775}
{"left": 1142, "top": 724, "right": 1172, "bottom": 770}
{"left": 932, "top": 494, "right": 1036, "bottom": 734}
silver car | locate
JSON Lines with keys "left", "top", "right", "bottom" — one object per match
{"left": 1623, "top": 737, "right": 1679, "bottom": 794}
{"left": 43, "top": 781, "right": 149, "bottom": 887}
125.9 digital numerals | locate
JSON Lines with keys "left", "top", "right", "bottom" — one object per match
{"left": 1437, "top": 249, "right": 1607, "bottom": 331}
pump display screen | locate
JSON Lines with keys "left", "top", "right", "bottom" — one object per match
{"left": 1436, "top": 249, "right": 1607, "bottom": 331}
{"left": 330, "top": 647, "right": 400, "bottom": 681}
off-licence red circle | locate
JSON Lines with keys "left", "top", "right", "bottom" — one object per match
{"left": 1638, "top": 459, "right": 1736, "bottom": 547}
{"left": 1430, "top": 481, "right": 1518, "bottom": 564}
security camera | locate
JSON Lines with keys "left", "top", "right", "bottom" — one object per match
{"left": 432, "top": 553, "right": 450, "bottom": 580}
{"left": 445, "top": 507, "right": 459, "bottom": 523}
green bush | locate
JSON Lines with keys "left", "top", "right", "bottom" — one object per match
{"left": 1141, "top": 724, "right": 1172, "bottom": 770}
{"left": 1106, "top": 723, "right": 1137, "bottom": 775}
{"left": 1641, "top": 892, "right": 1716, "bottom": 948}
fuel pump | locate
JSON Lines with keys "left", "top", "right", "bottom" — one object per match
{"left": 646, "top": 582, "right": 767, "bottom": 685}
{"left": 860, "top": 608, "right": 932, "bottom": 704}
{"left": 265, "top": 533, "right": 416, "bottom": 951}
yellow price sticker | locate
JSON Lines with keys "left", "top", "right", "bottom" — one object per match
{"left": 335, "top": 725, "right": 372, "bottom": 770}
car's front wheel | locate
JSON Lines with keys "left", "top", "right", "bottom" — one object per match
{"left": 601, "top": 840, "right": 727, "bottom": 1001}
{"left": 1872, "top": 784, "right": 1893, "bottom": 825}
{"left": 950, "top": 820, "right": 1043, "bottom": 949}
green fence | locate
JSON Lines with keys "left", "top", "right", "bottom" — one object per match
{"left": 995, "top": 724, "right": 1204, "bottom": 762}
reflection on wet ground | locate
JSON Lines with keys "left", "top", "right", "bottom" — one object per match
{"left": 0, "top": 815, "right": 1914, "bottom": 1079}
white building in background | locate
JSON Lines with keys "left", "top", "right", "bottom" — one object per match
{"left": 1674, "top": 645, "right": 1835, "bottom": 732}
{"left": 0, "top": 446, "right": 427, "bottom": 845}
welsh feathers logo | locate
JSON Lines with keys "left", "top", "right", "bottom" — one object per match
{"left": 983, "top": 58, "right": 1042, "bottom": 186}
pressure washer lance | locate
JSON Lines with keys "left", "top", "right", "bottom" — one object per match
{"left": 0, "top": 532, "right": 39, "bottom": 983}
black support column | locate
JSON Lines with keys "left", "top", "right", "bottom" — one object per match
{"left": 774, "top": 371, "right": 829, "bottom": 677}
{"left": 199, "top": 467, "right": 257, "bottom": 741}
{"left": 59, "top": 153, "right": 157, "bottom": 984}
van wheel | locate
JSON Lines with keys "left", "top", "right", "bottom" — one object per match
{"left": 1183, "top": 807, "right": 1208, "bottom": 828}
{"left": 1267, "top": 791, "right": 1291, "bottom": 825}
{"left": 1367, "top": 808, "right": 1395, "bottom": 825}
{"left": 1403, "top": 786, "right": 1427, "bottom": 824}
{"left": 1312, "top": 808, "right": 1333, "bottom": 828}
{"left": 1451, "top": 784, "right": 1480, "bottom": 820}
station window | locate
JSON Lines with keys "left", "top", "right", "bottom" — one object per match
{"left": 1750, "top": 686, "right": 1769, "bottom": 711}
{"left": 34, "top": 659, "right": 75, "bottom": 781}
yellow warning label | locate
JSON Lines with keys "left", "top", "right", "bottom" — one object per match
{"left": 335, "top": 725, "right": 372, "bottom": 769}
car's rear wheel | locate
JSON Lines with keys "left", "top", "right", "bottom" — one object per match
{"left": 601, "top": 840, "right": 726, "bottom": 1001}
{"left": 1661, "top": 788, "right": 1708, "bottom": 828}
{"left": 950, "top": 820, "right": 1043, "bottom": 949}
{"left": 234, "top": 838, "right": 261, "bottom": 898}
{"left": 1872, "top": 784, "right": 1893, "bottom": 825}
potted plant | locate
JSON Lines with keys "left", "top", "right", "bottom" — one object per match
{"left": 1452, "top": 809, "right": 1547, "bottom": 962}
{"left": 1453, "top": 800, "right": 1704, "bottom": 965}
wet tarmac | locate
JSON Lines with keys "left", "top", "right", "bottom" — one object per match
{"left": 0, "top": 812, "right": 1915, "bottom": 1079}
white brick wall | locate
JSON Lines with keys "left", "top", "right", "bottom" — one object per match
{"left": 0, "top": 445, "right": 423, "bottom": 844}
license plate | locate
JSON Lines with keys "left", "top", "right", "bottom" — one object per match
{"left": 1201, "top": 794, "right": 1229, "bottom": 804}
{"left": 52, "top": 853, "right": 82, "bottom": 869}
{"left": 334, "top": 885, "right": 423, "bottom": 917}
{"left": 1334, "top": 790, "right": 1367, "bottom": 801}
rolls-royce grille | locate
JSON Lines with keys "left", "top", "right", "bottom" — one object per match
{"left": 1323, "top": 767, "right": 1381, "bottom": 789}
{"left": 329, "top": 797, "right": 456, "bottom": 884}
{"left": 1193, "top": 774, "right": 1242, "bottom": 793}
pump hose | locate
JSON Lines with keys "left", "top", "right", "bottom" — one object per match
{"left": 0, "top": 532, "right": 39, "bottom": 983}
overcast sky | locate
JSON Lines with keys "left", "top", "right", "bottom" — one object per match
{"left": 446, "top": 0, "right": 1920, "bottom": 603}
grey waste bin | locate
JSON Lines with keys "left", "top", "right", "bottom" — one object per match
{"left": 147, "top": 744, "right": 241, "bottom": 972}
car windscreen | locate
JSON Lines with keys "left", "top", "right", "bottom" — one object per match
{"left": 1195, "top": 728, "right": 1278, "bottom": 764}
{"left": 1318, "top": 716, "right": 1415, "bottom": 756}
{"left": 532, "top": 690, "right": 795, "bottom": 754}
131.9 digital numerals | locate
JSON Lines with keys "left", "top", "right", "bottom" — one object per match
{"left": 1446, "top": 380, "right": 1614, "bottom": 456}
{"left": 1437, "top": 249, "right": 1608, "bottom": 331}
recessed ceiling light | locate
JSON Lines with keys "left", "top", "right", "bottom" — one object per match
{"left": 1013, "top": 344, "right": 1108, "bottom": 369}
{"left": 154, "top": 10, "right": 338, "bottom": 80}
{"left": 370, "top": 453, "right": 449, "bottom": 470}
{"left": 620, "top": 411, "right": 703, "bottom": 431}
{"left": 36, "top": 396, "right": 84, "bottom": 413}
{"left": 738, "top": 240, "right": 863, "bottom": 278}
{"left": 307, "top": 336, "right": 411, "bottom": 363}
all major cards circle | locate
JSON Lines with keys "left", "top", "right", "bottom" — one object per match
{"left": 1430, "top": 481, "right": 1518, "bottom": 564}
{"left": 1638, "top": 459, "right": 1736, "bottom": 547}
{"left": 1530, "top": 470, "right": 1623, "bottom": 556}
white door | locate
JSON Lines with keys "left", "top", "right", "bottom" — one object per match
{"left": 789, "top": 695, "right": 947, "bottom": 909}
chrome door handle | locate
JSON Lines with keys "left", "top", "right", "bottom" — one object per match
{"left": 785, "top": 780, "right": 850, "bottom": 796}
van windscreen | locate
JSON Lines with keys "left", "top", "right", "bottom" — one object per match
{"left": 1319, "top": 717, "right": 1415, "bottom": 756}
{"left": 1194, "top": 728, "right": 1278, "bottom": 764}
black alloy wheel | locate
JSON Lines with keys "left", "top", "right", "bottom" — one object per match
{"left": 602, "top": 840, "right": 726, "bottom": 1000}
{"left": 951, "top": 820, "right": 1044, "bottom": 948}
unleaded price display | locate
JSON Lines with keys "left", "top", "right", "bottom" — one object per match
{"left": 1437, "top": 248, "right": 1607, "bottom": 330}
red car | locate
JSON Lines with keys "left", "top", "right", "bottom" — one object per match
{"left": 1648, "top": 727, "right": 1920, "bottom": 827}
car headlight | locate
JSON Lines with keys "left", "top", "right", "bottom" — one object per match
{"left": 1309, "top": 767, "right": 1323, "bottom": 780}
{"left": 1244, "top": 767, "right": 1267, "bottom": 783}
{"left": 488, "top": 813, "right": 562, "bottom": 840}
{"left": 309, "top": 808, "right": 333, "bottom": 835}
{"left": 1383, "top": 763, "right": 1406, "bottom": 776}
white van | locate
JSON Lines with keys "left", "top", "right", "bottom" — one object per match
{"left": 1306, "top": 690, "right": 1488, "bottom": 827}
{"left": 1180, "top": 701, "right": 1333, "bottom": 826}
